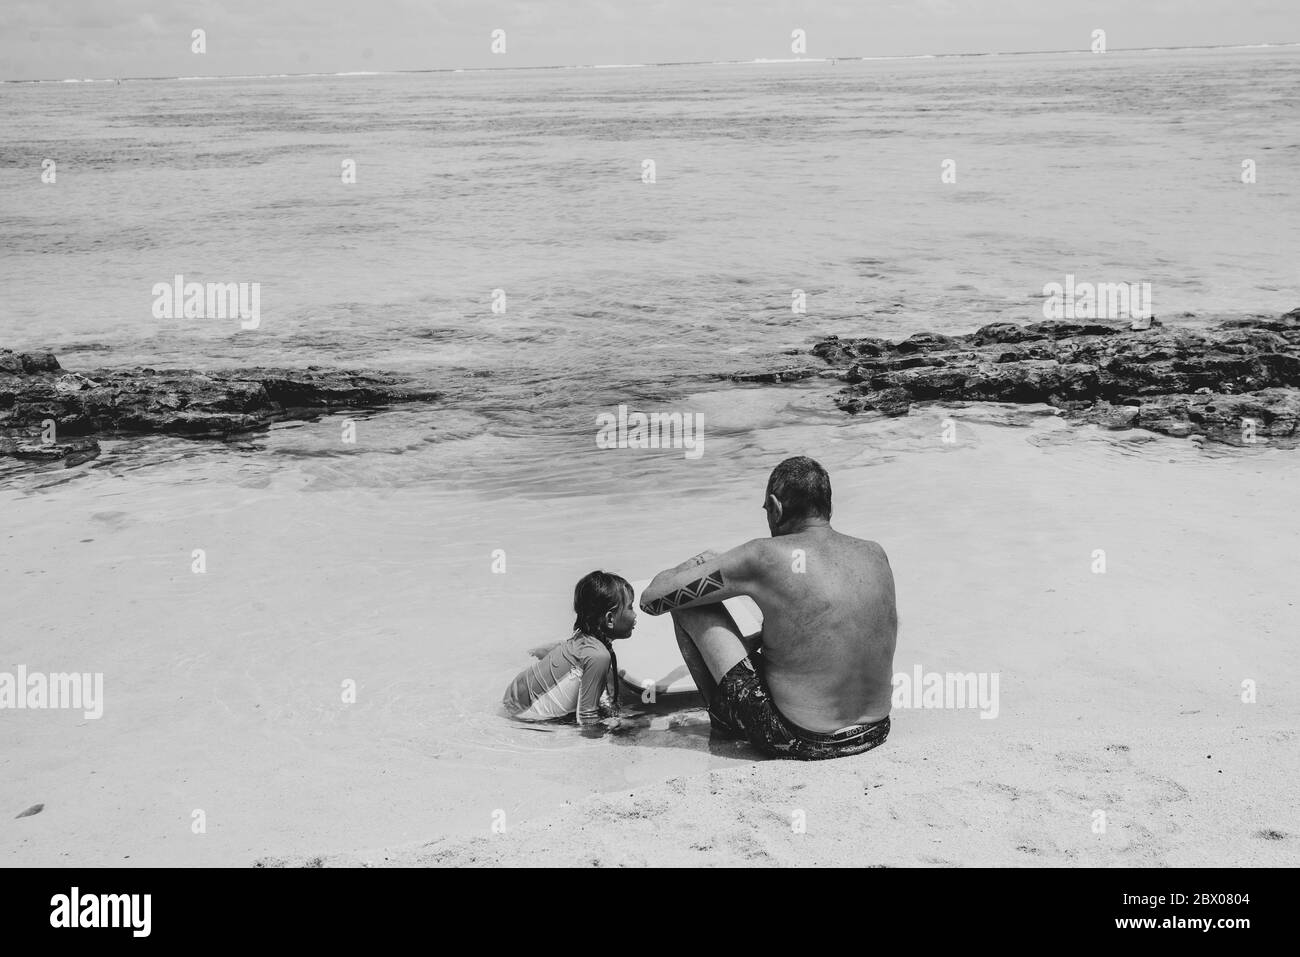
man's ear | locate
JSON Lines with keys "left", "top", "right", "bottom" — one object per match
{"left": 767, "top": 494, "right": 784, "bottom": 525}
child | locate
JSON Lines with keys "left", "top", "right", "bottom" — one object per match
{"left": 503, "top": 570, "right": 637, "bottom": 726}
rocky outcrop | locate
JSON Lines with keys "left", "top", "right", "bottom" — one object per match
{"left": 736, "top": 309, "right": 1300, "bottom": 446}
{"left": 0, "top": 349, "right": 441, "bottom": 465}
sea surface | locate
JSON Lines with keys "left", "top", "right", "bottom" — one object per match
{"left": 1, "top": 48, "right": 1298, "bottom": 864}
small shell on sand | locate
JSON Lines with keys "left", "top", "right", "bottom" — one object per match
{"left": 15, "top": 803, "right": 44, "bottom": 819}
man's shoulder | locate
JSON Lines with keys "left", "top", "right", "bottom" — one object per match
{"left": 734, "top": 533, "right": 891, "bottom": 592}
{"left": 826, "top": 528, "right": 888, "bottom": 559}
{"left": 860, "top": 535, "right": 889, "bottom": 556}
{"left": 743, "top": 531, "right": 884, "bottom": 556}
{"left": 736, "top": 536, "right": 786, "bottom": 561}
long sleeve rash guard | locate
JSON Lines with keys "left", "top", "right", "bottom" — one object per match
{"left": 503, "top": 631, "right": 613, "bottom": 725}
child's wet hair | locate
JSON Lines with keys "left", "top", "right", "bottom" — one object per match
{"left": 573, "top": 570, "right": 633, "bottom": 710}
{"left": 573, "top": 570, "right": 633, "bottom": 639}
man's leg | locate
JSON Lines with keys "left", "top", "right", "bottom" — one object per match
{"left": 670, "top": 604, "right": 750, "bottom": 706}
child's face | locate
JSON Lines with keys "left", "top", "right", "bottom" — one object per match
{"left": 607, "top": 595, "right": 637, "bottom": 640}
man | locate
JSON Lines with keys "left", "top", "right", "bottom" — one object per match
{"left": 640, "top": 456, "right": 897, "bottom": 760}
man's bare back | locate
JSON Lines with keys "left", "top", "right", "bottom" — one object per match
{"left": 641, "top": 456, "right": 898, "bottom": 748}
{"left": 741, "top": 528, "right": 896, "bottom": 729}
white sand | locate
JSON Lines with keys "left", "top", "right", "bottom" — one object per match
{"left": 3, "top": 395, "right": 1298, "bottom": 867}
{"left": 271, "top": 722, "right": 1298, "bottom": 867}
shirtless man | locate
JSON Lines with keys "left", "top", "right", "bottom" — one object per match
{"left": 640, "top": 456, "right": 897, "bottom": 760}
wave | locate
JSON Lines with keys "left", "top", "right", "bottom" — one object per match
{"left": 6, "top": 42, "right": 1298, "bottom": 84}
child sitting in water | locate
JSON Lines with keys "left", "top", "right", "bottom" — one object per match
{"left": 503, "top": 570, "right": 637, "bottom": 726}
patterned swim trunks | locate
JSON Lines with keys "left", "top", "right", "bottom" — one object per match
{"left": 709, "top": 656, "right": 890, "bottom": 761}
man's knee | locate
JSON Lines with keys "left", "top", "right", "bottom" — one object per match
{"left": 671, "top": 604, "right": 748, "bottom": 682}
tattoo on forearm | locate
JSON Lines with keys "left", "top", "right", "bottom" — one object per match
{"left": 645, "top": 571, "right": 724, "bottom": 614}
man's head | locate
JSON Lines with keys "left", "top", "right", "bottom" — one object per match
{"left": 763, "top": 456, "right": 832, "bottom": 535}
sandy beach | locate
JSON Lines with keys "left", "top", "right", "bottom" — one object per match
{"left": 269, "top": 723, "right": 1298, "bottom": 867}
{"left": 267, "top": 409, "right": 1300, "bottom": 867}
{"left": 5, "top": 393, "right": 1297, "bottom": 867}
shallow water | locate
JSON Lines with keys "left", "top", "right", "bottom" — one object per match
{"left": 2, "top": 48, "right": 1299, "bottom": 864}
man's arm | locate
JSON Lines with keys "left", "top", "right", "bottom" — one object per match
{"left": 639, "top": 540, "right": 762, "bottom": 615}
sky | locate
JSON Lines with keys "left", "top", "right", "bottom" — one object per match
{"left": 1, "top": 0, "right": 1297, "bottom": 80}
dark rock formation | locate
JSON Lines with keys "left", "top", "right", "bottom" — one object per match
{"left": 0, "top": 349, "right": 441, "bottom": 465}
{"left": 738, "top": 310, "right": 1300, "bottom": 446}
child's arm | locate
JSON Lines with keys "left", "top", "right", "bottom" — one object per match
{"left": 575, "top": 645, "right": 614, "bottom": 727}
{"left": 525, "top": 640, "right": 562, "bottom": 660}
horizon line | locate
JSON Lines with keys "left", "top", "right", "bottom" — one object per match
{"left": 4, "top": 40, "right": 1297, "bottom": 85}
